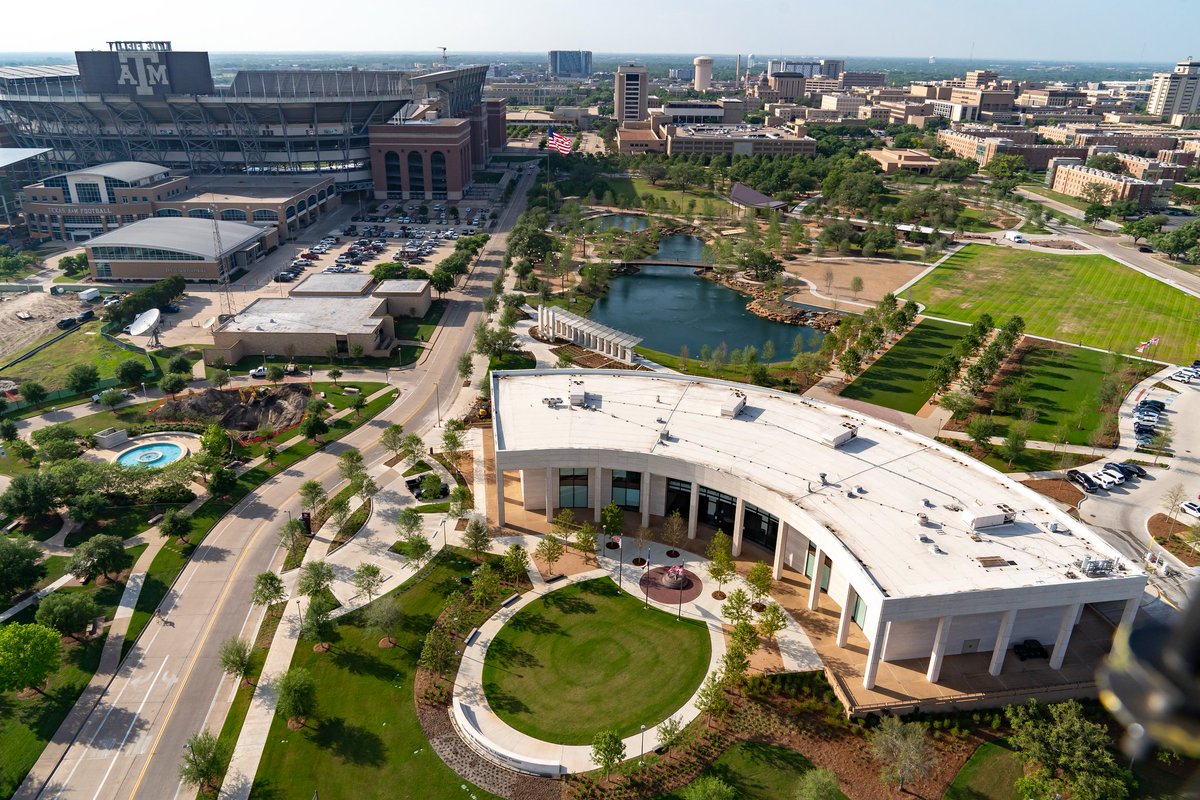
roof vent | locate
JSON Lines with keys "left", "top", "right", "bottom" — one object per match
{"left": 821, "top": 422, "right": 858, "bottom": 448}
{"left": 928, "top": 544, "right": 945, "bottom": 555}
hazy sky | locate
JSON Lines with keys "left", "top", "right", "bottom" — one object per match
{"left": 4, "top": 0, "right": 1195, "bottom": 62}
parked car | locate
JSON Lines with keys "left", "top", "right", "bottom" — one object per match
{"left": 1169, "top": 370, "right": 1193, "bottom": 384}
{"left": 56, "top": 317, "right": 78, "bottom": 330}
{"left": 1138, "top": 245, "right": 1154, "bottom": 253}
{"left": 1089, "top": 471, "right": 1117, "bottom": 489}
{"left": 161, "top": 303, "right": 181, "bottom": 313}
{"left": 249, "top": 366, "right": 268, "bottom": 378}
{"left": 404, "top": 474, "right": 427, "bottom": 491}
{"left": 1105, "top": 462, "right": 1139, "bottom": 480}
{"left": 1098, "top": 466, "right": 1126, "bottom": 484}
{"left": 76, "top": 309, "right": 95, "bottom": 322}
{"left": 92, "top": 390, "right": 133, "bottom": 404}
{"left": 1180, "top": 501, "right": 1200, "bottom": 519}
{"left": 1066, "top": 469, "right": 1098, "bottom": 493}
{"left": 1120, "top": 461, "right": 1148, "bottom": 478}
{"left": 1138, "top": 400, "right": 1166, "bottom": 411}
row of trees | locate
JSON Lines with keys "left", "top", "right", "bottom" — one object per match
{"left": 958, "top": 316, "right": 1026, "bottom": 396}
{"left": 107, "top": 274, "right": 185, "bottom": 326}
{"left": 835, "top": 294, "right": 919, "bottom": 377}
{"left": 926, "top": 313, "right": 995, "bottom": 394}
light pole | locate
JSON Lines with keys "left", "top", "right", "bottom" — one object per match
{"left": 433, "top": 381, "right": 441, "bottom": 424}
{"left": 141, "top": 381, "right": 147, "bottom": 398}
{"left": 639, "top": 724, "right": 646, "bottom": 767}
{"left": 616, "top": 536, "right": 624, "bottom": 589}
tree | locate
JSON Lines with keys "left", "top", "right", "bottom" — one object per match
{"left": 456, "top": 353, "right": 474, "bottom": 384}
{"left": 657, "top": 715, "right": 687, "bottom": 755}
{"left": 1162, "top": 484, "right": 1188, "bottom": 543}
{"left": 337, "top": 449, "right": 365, "bottom": 482}
{"left": 1006, "top": 699, "right": 1129, "bottom": 800}
{"left": 463, "top": 517, "right": 491, "bottom": 561}
{"left": 661, "top": 510, "right": 686, "bottom": 550}
{"left": 837, "top": 346, "right": 862, "bottom": 376}
{"left": 69, "top": 534, "right": 129, "bottom": 583}
{"left": 431, "top": 268, "right": 455, "bottom": 297}
{"left": 327, "top": 367, "right": 343, "bottom": 384}
{"left": 381, "top": 424, "right": 406, "bottom": 457}
{"left": 210, "top": 369, "right": 230, "bottom": 390}
{"left": 534, "top": 534, "right": 565, "bottom": 575}
{"left": 301, "top": 593, "right": 335, "bottom": 642}
{"left": 745, "top": 561, "right": 774, "bottom": 605}
{"left": 0, "top": 536, "right": 47, "bottom": 600}
{"left": 395, "top": 506, "right": 422, "bottom": 541}
{"left": 966, "top": 414, "right": 996, "bottom": 452}
{"left": 66, "top": 364, "right": 101, "bottom": 395}
{"left": 721, "top": 588, "right": 753, "bottom": 624}
{"left": 0, "top": 419, "right": 16, "bottom": 441}
{"left": 794, "top": 766, "right": 843, "bottom": 800}
{"left": 298, "top": 479, "right": 327, "bottom": 515}
{"left": 159, "top": 373, "right": 187, "bottom": 398}
{"left": 296, "top": 560, "right": 334, "bottom": 598}
{"left": 250, "top": 571, "right": 286, "bottom": 610}
{"left": 471, "top": 562, "right": 501, "bottom": 606}
{"left": 1084, "top": 202, "right": 1109, "bottom": 227}
{"left": 449, "top": 484, "right": 472, "bottom": 518}
{"left": 275, "top": 668, "right": 317, "bottom": 725}
{"left": 849, "top": 275, "right": 864, "bottom": 301}
{"left": 757, "top": 603, "right": 788, "bottom": 642}
{"left": 502, "top": 542, "right": 530, "bottom": 584}
{"left": 0, "top": 623, "right": 61, "bottom": 695}
{"left": 440, "top": 424, "right": 465, "bottom": 464}
{"left": 419, "top": 472, "right": 443, "bottom": 501}
{"left": 352, "top": 563, "right": 384, "bottom": 604}
{"left": 276, "top": 517, "right": 307, "bottom": 553}
{"left": 35, "top": 592, "right": 99, "bottom": 640}
{"left": 18, "top": 381, "right": 47, "bottom": 406}
{"left": 868, "top": 715, "right": 934, "bottom": 792}
{"left": 116, "top": 359, "right": 148, "bottom": 387}
{"left": 682, "top": 776, "right": 736, "bottom": 800}
{"left": 399, "top": 433, "right": 426, "bottom": 467}
{"left": 573, "top": 522, "right": 598, "bottom": 563}
{"left": 590, "top": 729, "right": 626, "bottom": 780}
{"left": 398, "top": 531, "right": 433, "bottom": 570}
{"left": 939, "top": 390, "right": 976, "bottom": 420}
{"left": 419, "top": 624, "right": 456, "bottom": 676}
{"left": 302, "top": 413, "right": 329, "bottom": 442}
{"left": 1001, "top": 421, "right": 1029, "bottom": 467}
{"left": 367, "top": 599, "right": 404, "bottom": 646}
{"left": 218, "top": 637, "right": 254, "bottom": 685}
{"left": 178, "top": 729, "right": 230, "bottom": 793}
{"left": 696, "top": 669, "right": 732, "bottom": 722}
{"left": 600, "top": 502, "right": 624, "bottom": 542}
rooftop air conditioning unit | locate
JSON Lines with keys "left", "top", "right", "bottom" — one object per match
{"left": 821, "top": 422, "right": 858, "bottom": 448}
{"left": 721, "top": 391, "right": 746, "bottom": 419}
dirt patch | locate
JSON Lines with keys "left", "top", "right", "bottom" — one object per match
{"left": 782, "top": 255, "right": 925, "bottom": 307}
{"left": 1022, "top": 479, "right": 1084, "bottom": 507}
{"left": 0, "top": 292, "right": 93, "bottom": 364}
{"left": 150, "top": 384, "right": 311, "bottom": 431}
{"left": 1148, "top": 513, "right": 1200, "bottom": 566}
{"left": 1038, "top": 239, "right": 1086, "bottom": 251}
{"left": 534, "top": 545, "right": 595, "bottom": 578}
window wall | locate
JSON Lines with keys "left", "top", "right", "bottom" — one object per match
{"left": 558, "top": 468, "right": 588, "bottom": 508}
{"left": 610, "top": 470, "right": 641, "bottom": 510}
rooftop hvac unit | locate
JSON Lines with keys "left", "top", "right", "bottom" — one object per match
{"left": 821, "top": 422, "right": 859, "bottom": 448}
{"left": 659, "top": 428, "right": 670, "bottom": 442}
{"left": 569, "top": 388, "right": 586, "bottom": 406}
{"left": 962, "top": 504, "right": 1017, "bottom": 530}
{"left": 721, "top": 391, "right": 747, "bottom": 419}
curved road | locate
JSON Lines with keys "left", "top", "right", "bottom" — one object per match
{"left": 19, "top": 168, "right": 535, "bottom": 800}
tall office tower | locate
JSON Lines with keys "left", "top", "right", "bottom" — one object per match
{"left": 548, "top": 50, "right": 593, "bottom": 78}
{"left": 693, "top": 56, "right": 714, "bottom": 92}
{"left": 819, "top": 58, "right": 845, "bottom": 77}
{"left": 1147, "top": 58, "right": 1200, "bottom": 118}
{"left": 614, "top": 64, "right": 649, "bottom": 121}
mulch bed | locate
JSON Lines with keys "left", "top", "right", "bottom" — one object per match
{"left": 1022, "top": 478, "right": 1084, "bottom": 507}
{"left": 1149, "top": 513, "right": 1200, "bottom": 566}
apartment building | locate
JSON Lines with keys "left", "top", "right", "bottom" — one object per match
{"left": 936, "top": 129, "right": 1087, "bottom": 169}
{"left": 820, "top": 94, "right": 866, "bottom": 115}
{"left": 1147, "top": 59, "right": 1200, "bottom": 119}
{"left": 1046, "top": 158, "right": 1160, "bottom": 209}
{"left": 615, "top": 64, "right": 649, "bottom": 122}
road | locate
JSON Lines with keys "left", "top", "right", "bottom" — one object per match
{"left": 18, "top": 167, "right": 536, "bottom": 800}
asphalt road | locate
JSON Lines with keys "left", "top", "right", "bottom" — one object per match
{"left": 22, "top": 167, "right": 535, "bottom": 800}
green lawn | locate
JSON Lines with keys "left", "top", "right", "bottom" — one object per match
{"left": 481, "top": 577, "right": 711, "bottom": 745}
{"left": 945, "top": 740, "right": 1022, "bottom": 800}
{"left": 841, "top": 320, "right": 968, "bottom": 413}
{"left": 1020, "top": 184, "right": 1089, "bottom": 212}
{"left": 488, "top": 351, "right": 537, "bottom": 372}
{"left": 937, "top": 437, "right": 1092, "bottom": 474}
{"left": 1, "top": 321, "right": 135, "bottom": 392}
{"left": 903, "top": 244, "right": 1200, "bottom": 364}
{"left": 958, "top": 206, "right": 1005, "bottom": 233}
{"left": 394, "top": 299, "right": 447, "bottom": 342}
{"left": 655, "top": 741, "right": 846, "bottom": 800}
{"left": 560, "top": 174, "right": 728, "bottom": 210}
{"left": 251, "top": 550, "right": 501, "bottom": 800}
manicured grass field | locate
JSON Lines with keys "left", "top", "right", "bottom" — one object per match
{"left": 841, "top": 320, "right": 968, "bottom": 414}
{"left": 903, "top": 245, "right": 1200, "bottom": 364}
{"left": 252, "top": 551, "right": 500, "bottom": 800}
{"left": 2, "top": 321, "right": 131, "bottom": 391}
{"left": 945, "top": 740, "right": 1022, "bottom": 800}
{"left": 394, "top": 299, "right": 447, "bottom": 342}
{"left": 655, "top": 741, "right": 846, "bottom": 800}
{"left": 481, "top": 578, "right": 711, "bottom": 745}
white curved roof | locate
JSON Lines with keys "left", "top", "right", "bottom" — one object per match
{"left": 85, "top": 217, "right": 269, "bottom": 259}
{"left": 493, "top": 370, "right": 1141, "bottom": 600}
{"left": 55, "top": 161, "right": 168, "bottom": 184}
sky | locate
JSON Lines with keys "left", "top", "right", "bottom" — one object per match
{"left": 2, "top": 0, "right": 1196, "bottom": 62}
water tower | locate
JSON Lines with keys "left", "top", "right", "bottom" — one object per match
{"left": 693, "top": 56, "right": 714, "bottom": 91}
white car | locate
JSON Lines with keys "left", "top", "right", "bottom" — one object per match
{"left": 249, "top": 366, "right": 267, "bottom": 378}
{"left": 1169, "top": 371, "right": 1193, "bottom": 384}
{"left": 1099, "top": 467, "right": 1126, "bottom": 484}
{"left": 1181, "top": 501, "right": 1200, "bottom": 519}
{"left": 1089, "top": 471, "right": 1117, "bottom": 489}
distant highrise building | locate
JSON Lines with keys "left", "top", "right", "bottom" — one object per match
{"left": 614, "top": 64, "right": 649, "bottom": 122}
{"left": 693, "top": 56, "right": 714, "bottom": 92}
{"left": 764, "top": 58, "right": 843, "bottom": 79}
{"left": 548, "top": 50, "right": 593, "bottom": 78}
{"left": 1148, "top": 58, "right": 1200, "bottom": 119}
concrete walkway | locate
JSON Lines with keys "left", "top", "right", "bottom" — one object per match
{"left": 451, "top": 537, "right": 819, "bottom": 774}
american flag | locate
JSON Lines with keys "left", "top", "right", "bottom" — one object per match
{"left": 547, "top": 127, "right": 573, "bottom": 154}
{"left": 1136, "top": 340, "right": 1152, "bottom": 353}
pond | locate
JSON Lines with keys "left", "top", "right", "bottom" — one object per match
{"left": 591, "top": 214, "right": 649, "bottom": 231}
{"left": 589, "top": 264, "right": 825, "bottom": 358}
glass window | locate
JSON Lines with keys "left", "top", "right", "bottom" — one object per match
{"left": 743, "top": 502, "right": 779, "bottom": 552}
{"left": 252, "top": 209, "right": 279, "bottom": 222}
{"left": 698, "top": 486, "right": 737, "bottom": 532}
{"left": 74, "top": 182, "right": 102, "bottom": 203}
{"left": 851, "top": 595, "right": 867, "bottom": 630}
{"left": 558, "top": 467, "right": 588, "bottom": 509}
{"left": 611, "top": 470, "right": 641, "bottom": 511}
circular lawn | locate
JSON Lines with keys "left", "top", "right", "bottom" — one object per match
{"left": 480, "top": 577, "right": 712, "bottom": 745}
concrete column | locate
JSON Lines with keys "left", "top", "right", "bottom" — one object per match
{"left": 545, "top": 468, "right": 555, "bottom": 523}
{"left": 807, "top": 548, "right": 823, "bottom": 611}
{"left": 594, "top": 468, "right": 605, "bottom": 523}
{"left": 989, "top": 609, "right": 1016, "bottom": 677}
{"left": 731, "top": 497, "right": 745, "bottom": 556}
{"left": 640, "top": 470, "right": 651, "bottom": 528}
{"left": 863, "top": 618, "right": 886, "bottom": 690}
{"left": 1119, "top": 596, "right": 1139, "bottom": 631}
{"left": 1049, "top": 603, "right": 1082, "bottom": 670}
{"left": 836, "top": 584, "right": 856, "bottom": 647}
{"left": 927, "top": 615, "right": 953, "bottom": 683}
{"left": 772, "top": 522, "right": 789, "bottom": 580}
{"left": 687, "top": 482, "right": 699, "bottom": 539}
{"left": 495, "top": 468, "right": 506, "bottom": 527}
{"left": 589, "top": 467, "right": 599, "bottom": 523}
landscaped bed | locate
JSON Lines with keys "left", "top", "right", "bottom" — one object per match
{"left": 481, "top": 577, "right": 711, "bottom": 745}
{"left": 653, "top": 741, "right": 846, "bottom": 800}
{"left": 840, "top": 319, "right": 968, "bottom": 413}
{"left": 903, "top": 244, "right": 1200, "bottom": 364}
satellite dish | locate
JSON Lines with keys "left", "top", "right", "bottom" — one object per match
{"left": 128, "top": 308, "right": 161, "bottom": 337}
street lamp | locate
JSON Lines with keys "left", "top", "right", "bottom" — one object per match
{"left": 433, "top": 381, "right": 442, "bottom": 424}
{"left": 141, "top": 381, "right": 147, "bottom": 398}
{"left": 639, "top": 724, "right": 646, "bottom": 767}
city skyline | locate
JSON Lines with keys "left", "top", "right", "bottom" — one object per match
{"left": 1, "top": 0, "right": 1196, "bottom": 62}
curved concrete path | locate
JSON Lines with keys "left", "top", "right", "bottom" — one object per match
{"left": 451, "top": 538, "right": 819, "bottom": 775}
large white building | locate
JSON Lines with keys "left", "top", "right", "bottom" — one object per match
{"left": 491, "top": 370, "right": 1144, "bottom": 696}
{"left": 1148, "top": 58, "right": 1200, "bottom": 119}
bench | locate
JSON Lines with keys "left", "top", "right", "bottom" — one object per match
{"left": 4, "top": 519, "right": 20, "bottom": 533}
{"left": 343, "top": 386, "right": 361, "bottom": 395}
{"left": 545, "top": 574, "right": 566, "bottom": 585}
{"left": 465, "top": 628, "right": 481, "bottom": 645}
{"left": 501, "top": 593, "right": 521, "bottom": 607}
{"left": 87, "top": 616, "right": 105, "bottom": 639}
{"left": 147, "top": 514, "right": 163, "bottom": 527}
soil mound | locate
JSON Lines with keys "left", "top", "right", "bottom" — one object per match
{"left": 151, "top": 384, "right": 312, "bottom": 431}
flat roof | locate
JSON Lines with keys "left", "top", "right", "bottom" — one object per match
{"left": 291, "top": 272, "right": 374, "bottom": 295}
{"left": 672, "top": 124, "right": 813, "bottom": 141}
{"left": 493, "top": 371, "right": 1139, "bottom": 600}
{"left": 181, "top": 174, "right": 332, "bottom": 204}
{"left": 0, "top": 147, "right": 50, "bottom": 170}
{"left": 376, "top": 279, "right": 431, "bottom": 294}
{"left": 0, "top": 65, "right": 78, "bottom": 80}
{"left": 85, "top": 217, "right": 269, "bottom": 259}
{"left": 219, "top": 296, "right": 384, "bottom": 336}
